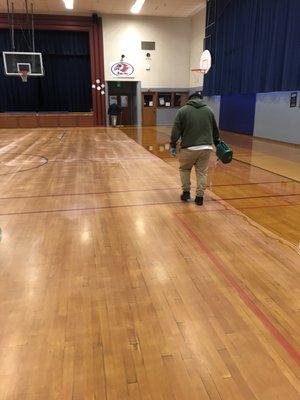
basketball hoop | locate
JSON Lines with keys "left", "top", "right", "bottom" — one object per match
{"left": 19, "top": 69, "right": 29, "bottom": 82}
{"left": 191, "top": 68, "right": 207, "bottom": 74}
{"left": 191, "top": 50, "right": 212, "bottom": 75}
{"left": 191, "top": 68, "right": 209, "bottom": 74}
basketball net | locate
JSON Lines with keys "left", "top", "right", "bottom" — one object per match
{"left": 191, "top": 61, "right": 209, "bottom": 75}
{"left": 19, "top": 70, "right": 29, "bottom": 83}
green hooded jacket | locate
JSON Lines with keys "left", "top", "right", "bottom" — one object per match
{"left": 170, "top": 98, "right": 220, "bottom": 148}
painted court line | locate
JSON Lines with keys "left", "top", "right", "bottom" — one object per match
{"left": 0, "top": 187, "right": 182, "bottom": 201}
{"left": 0, "top": 152, "right": 48, "bottom": 176}
{"left": 0, "top": 200, "right": 184, "bottom": 216}
{"left": 233, "top": 158, "right": 299, "bottom": 183}
{"left": 217, "top": 193, "right": 299, "bottom": 201}
{"left": 0, "top": 190, "right": 298, "bottom": 202}
{"left": 211, "top": 180, "right": 291, "bottom": 187}
{"left": 0, "top": 201, "right": 230, "bottom": 217}
{"left": 231, "top": 203, "right": 300, "bottom": 210}
{"left": 176, "top": 214, "right": 300, "bottom": 366}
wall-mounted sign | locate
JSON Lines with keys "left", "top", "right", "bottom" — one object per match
{"left": 121, "top": 95, "right": 128, "bottom": 107}
{"left": 111, "top": 62, "right": 135, "bottom": 78}
{"left": 290, "top": 92, "right": 297, "bottom": 108}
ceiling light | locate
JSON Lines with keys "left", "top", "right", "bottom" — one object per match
{"left": 63, "top": 0, "right": 74, "bottom": 10}
{"left": 130, "top": 0, "right": 146, "bottom": 14}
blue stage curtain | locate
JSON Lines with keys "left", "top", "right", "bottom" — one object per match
{"left": 0, "top": 29, "right": 92, "bottom": 112}
{"left": 203, "top": 0, "right": 300, "bottom": 95}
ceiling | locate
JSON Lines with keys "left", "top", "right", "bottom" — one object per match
{"left": 0, "top": 0, "right": 206, "bottom": 18}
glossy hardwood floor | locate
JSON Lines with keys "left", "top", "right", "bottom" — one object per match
{"left": 122, "top": 126, "right": 300, "bottom": 245}
{"left": 0, "top": 127, "right": 299, "bottom": 399}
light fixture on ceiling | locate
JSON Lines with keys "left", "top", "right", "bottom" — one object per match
{"left": 63, "top": 0, "right": 74, "bottom": 10}
{"left": 130, "top": 0, "right": 146, "bottom": 14}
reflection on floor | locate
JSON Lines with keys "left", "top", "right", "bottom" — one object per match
{"left": 121, "top": 126, "right": 300, "bottom": 245}
{"left": 0, "top": 127, "right": 299, "bottom": 399}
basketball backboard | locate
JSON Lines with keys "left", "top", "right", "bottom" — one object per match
{"left": 191, "top": 50, "right": 212, "bottom": 75}
{"left": 2, "top": 52, "right": 44, "bottom": 81}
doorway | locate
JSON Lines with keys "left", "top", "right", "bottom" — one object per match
{"left": 107, "top": 81, "right": 138, "bottom": 126}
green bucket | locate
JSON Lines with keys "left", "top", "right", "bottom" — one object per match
{"left": 216, "top": 140, "right": 233, "bottom": 164}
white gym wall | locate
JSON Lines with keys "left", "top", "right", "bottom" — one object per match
{"left": 102, "top": 15, "right": 191, "bottom": 88}
{"left": 254, "top": 92, "right": 300, "bottom": 144}
{"left": 189, "top": 9, "right": 206, "bottom": 90}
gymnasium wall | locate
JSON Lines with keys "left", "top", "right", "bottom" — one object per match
{"left": 156, "top": 108, "right": 179, "bottom": 126}
{"left": 102, "top": 15, "right": 191, "bottom": 88}
{"left": 254, "top": 92, "right": 300, "bottom": 145}
{"left": 189, "top": 9, "right": 206, "bottom": 90}
{"left": 207, "top": 92, "right": 300, "bottom": 145}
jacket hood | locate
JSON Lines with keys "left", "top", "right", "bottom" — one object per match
{"left": 186, "top": 98, "right": 207, "bottom": 108}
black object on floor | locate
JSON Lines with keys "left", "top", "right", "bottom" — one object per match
{"left": 195, "top": 196, "right": 203, "bottom": 206}
{"left": 181, "top": 191, "right": 190, "bottom": 202}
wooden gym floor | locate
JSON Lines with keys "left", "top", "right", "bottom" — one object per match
{"left": 0, "top": 127, "right": 299, "bottom": 399}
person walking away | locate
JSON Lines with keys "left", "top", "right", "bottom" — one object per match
{"left": 170, "top": 92, "right": 220, "bottom": 205}
{"left": 108, "top": 102, "right": 121, "bottom": 127}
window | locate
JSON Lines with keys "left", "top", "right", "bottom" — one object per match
{"left": 144, "top": 94, "right": 154, "bottom": 107}
{"left": 158, "top": 93, "right": 172, "bottom": 107}
{"left": 174, "top": 93, "right": 188, "bottom": 107}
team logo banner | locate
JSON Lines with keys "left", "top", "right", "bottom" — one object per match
{"left": 110, "top": 62, "right": 135, "bottom": 78}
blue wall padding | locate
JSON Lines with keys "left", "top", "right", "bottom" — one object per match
{"left": 219, "top": 93, "right": 256, "bottom": 135}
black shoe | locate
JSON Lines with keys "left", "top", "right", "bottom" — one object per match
{"left": 195, "top": 196, "right": 203, "bottom": 206}
{"left": 180, "top": 191, "right": 190, "bottom": 202}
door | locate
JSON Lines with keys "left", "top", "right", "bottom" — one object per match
{"left": 108, "top": 81, "right": 137, "bottom": 126}
{"left": 109, "top": 94, "right": 133, "bottom": 125}
{"left": 142, "top": 92, "right": 157, "bottom": 126}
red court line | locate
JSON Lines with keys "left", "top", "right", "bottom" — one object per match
{"left": 176, "top": 214, "right": 300, "bottom": 366}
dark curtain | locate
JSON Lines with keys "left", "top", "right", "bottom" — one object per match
{"left": 0, "top": 29, "right": 92, "bottom": 112}
{"left": 203, "top": 0, "right": 300, "bottom": 95}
